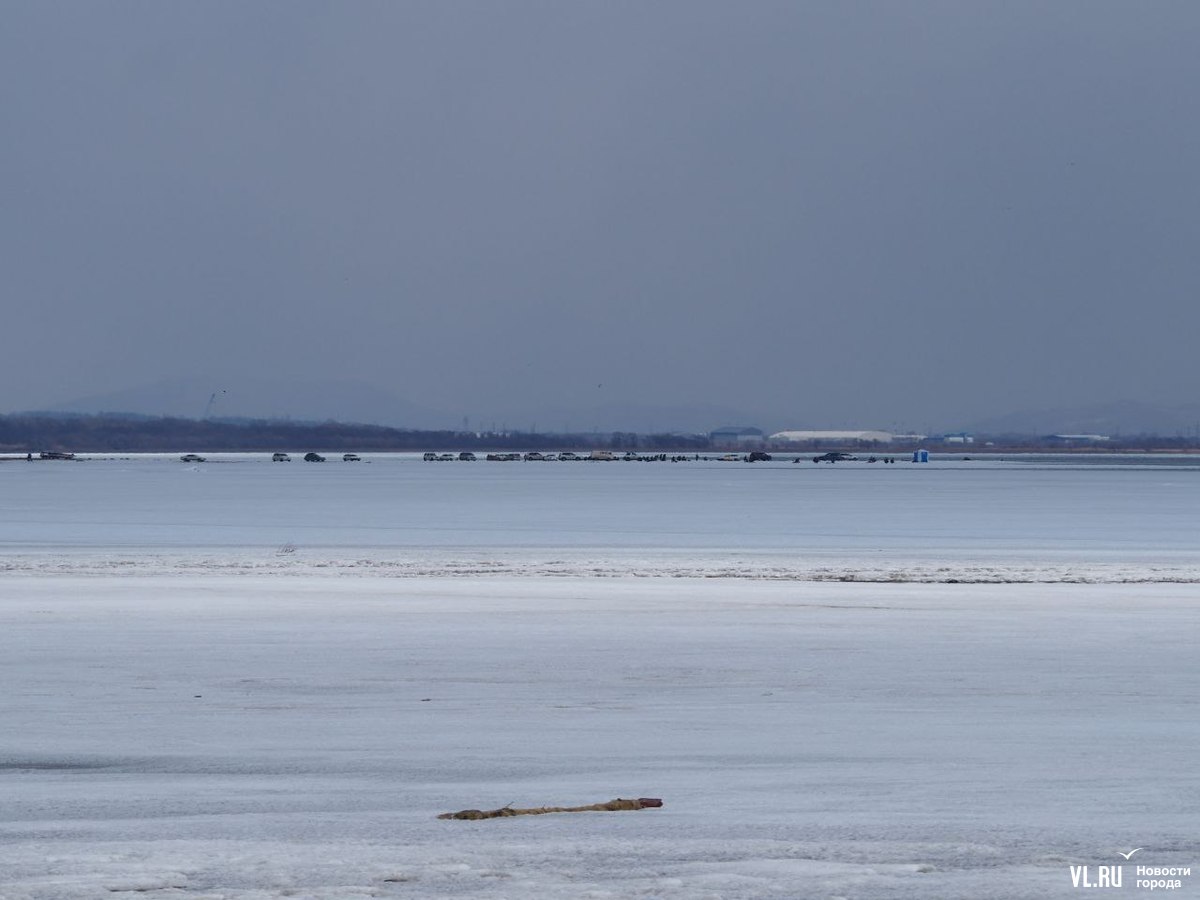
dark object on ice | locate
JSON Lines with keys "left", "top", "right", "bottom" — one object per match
{"left": 180, "top": 454, "right": 205, "bottom": 463}
{"left": 745, "top": 451, "right": 772, "bottom": 462}
{"left": 813, "top": 451, "right": 856, "bottom": 463}
{"left": 304, "top": 452, "right": 326, "bottom": 462}
{"left": 438, "top": 797, "right": 663, "bottom": 820}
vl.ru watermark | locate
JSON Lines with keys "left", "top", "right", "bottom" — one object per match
{"left": 1069, "top": 851, "right": 1192, "bottom": 892}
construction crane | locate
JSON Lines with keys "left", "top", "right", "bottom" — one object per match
{"left": 203, "top": 390, "right": 226, "bottom": 419}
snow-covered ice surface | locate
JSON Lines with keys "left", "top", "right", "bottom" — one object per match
{"left": 2, "top": 454, "right": 1199, "bottom": 898}
{"left": 3, "top": 452, "right": 1200, "bottom": 583}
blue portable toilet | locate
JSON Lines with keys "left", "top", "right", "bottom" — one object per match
{"left": 913, "top": 449, "right": 929, "bottom": 463}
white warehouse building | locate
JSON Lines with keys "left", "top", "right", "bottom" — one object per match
{"left": 769, "top": 430, "right": 897, "bottom": 445}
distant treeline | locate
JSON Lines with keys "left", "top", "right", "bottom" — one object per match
{"left": 0, "top": 414, "right": 711, "bottom": 453}
{"left": 1, "top": 414, "right": 1196, "bottom": 454}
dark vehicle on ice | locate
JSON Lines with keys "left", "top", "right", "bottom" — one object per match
{"left": 808, "top": 452, "right": 857, "bottom": 463}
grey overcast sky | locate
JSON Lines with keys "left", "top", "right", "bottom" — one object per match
{"left": 3, "top": 1, "right": 1199, "bottom": 431}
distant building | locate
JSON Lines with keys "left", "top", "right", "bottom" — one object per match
{"left": 769, "top": 430, "right": 895, "bottom": 446}
{"left": 1044, "top": 433, "right": 1111, "bottom": 445}
{"left": 709, "top": 426, "right": 764, "bottom": 447}
{"left": 941, "top": 432, "right": 975, "bottom": 444}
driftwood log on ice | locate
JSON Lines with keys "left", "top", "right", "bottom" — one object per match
{"left": 438, "top": 797, "right": 663, "bottom": 820}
